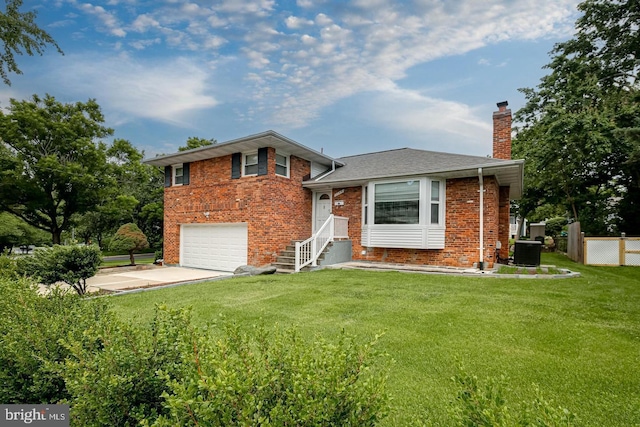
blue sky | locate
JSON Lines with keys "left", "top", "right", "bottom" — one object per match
{"left": 2, "top": 0, "right": 581, "bottom": 159}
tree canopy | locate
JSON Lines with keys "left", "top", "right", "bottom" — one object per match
{"left": 178, "top": 136, "right": 217, "bottom": 151}
{"left": 513, "top": 0, "right": 640, "bottom": 235}
{"left": 0, "top": 0, "right": 62, "bottom": 85}
{"left": 0, "top": 94, "right": 114, "bottom": 244}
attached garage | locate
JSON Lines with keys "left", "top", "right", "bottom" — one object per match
{"left": 180, "top": 223, "right": 248, "bottom": 271}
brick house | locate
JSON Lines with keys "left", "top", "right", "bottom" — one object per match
{"left": 145, "top": 101, "right": 523, "bottom": 272}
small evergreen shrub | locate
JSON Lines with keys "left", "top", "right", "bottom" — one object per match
{"left": 109, "top": 223, "right": 149, "bottom": 265}
{"left": 17, "top": 244, "right": 102, "bottom": 295}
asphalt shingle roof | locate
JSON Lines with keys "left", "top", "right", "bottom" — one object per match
{"left": 309, "top": 148, "right": 512, "bottom": 183}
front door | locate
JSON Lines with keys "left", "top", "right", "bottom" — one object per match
{"left": 314, "top": 192, "right": 332, "bottom": 232}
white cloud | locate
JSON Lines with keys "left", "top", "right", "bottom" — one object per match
{"left": 314, "top": 13, "right": 333, "bottom": 26}
{"left": 366, "top": 87, "right": 492, "bottom": 146}
{"left": 129, "top": 38, "right": 161, "bottom": 50}
{"left": 48, "top": 55, "right": 218, "bottom": 125}
{"left": 50, "top": 0, "right": 580, "bottom": 136}
{"left": 285, "top": 16, "right": 314, "bottom": 29}
{"left": 131, "top": 14, "right": 160, "bottom": 33}
{"left": 77, "top": 2, "right": 126, "bottom": 37}
{"left": 297, "top": 0, "right": 314, "bottom": 8}
{"left": 217, "top": 0, "right": 275, "bottom": 16}
{"left": 238, "top": 0, "right": 580, "bottom": 128}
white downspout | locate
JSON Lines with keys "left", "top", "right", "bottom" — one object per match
{"left": 315, "top": 160, "right": 336, "bottom": 181}
{"left": 478, "top": 168, "right": 484, "bottom": 270}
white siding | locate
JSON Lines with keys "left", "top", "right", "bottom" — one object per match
{"left": 426, "top": 227, "right": 445, "bottom": 249}
{"left": 311, "top": 161, "right": 330, "bottom": 178}
{"left": 362, "top": 225, "right": 445, "bottom": 249}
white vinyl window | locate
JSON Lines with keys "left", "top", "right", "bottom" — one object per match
{"left": 173, "top": 164, "right": 184, "bottom": 186}
{"left": 363, "top": 185, "right": 369, "bottom": 225}
{"left": 430, "top": 180, "right": 441, "bottom": 225}
{"left": 243, "top": 152, "right": 258, "bottom": 176}
{"left": 276, "top": 152, "right": 289, "bottom": 177}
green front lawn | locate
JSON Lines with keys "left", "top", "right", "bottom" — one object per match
{"left": 100, "top": 257, "right": 155, "bottom": 268}
{"left": 109, "top": 253, "right": 640, "bottom": 426}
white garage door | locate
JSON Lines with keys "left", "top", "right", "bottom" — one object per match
{"left": 181, "top": 224, "right": 248, "bottom": 271}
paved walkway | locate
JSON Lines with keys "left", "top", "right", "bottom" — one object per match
{"left": 87, "top": 266, "right": 231, "bottom": 292}
{"left": 327, "top": 261, "right": 482, "bottom": 275}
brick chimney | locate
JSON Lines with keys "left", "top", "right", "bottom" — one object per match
{"left": 492, "top": 101, "right": 512, "bottom": 160}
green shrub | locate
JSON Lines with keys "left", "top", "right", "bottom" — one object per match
{"left": 0, "top": 273, "right": 390, "bottom": 426}
{"left": 450, "top": 368, "right": 576, "bottom": 426}
{"left": 17, "top": 244, "right": 102, "bottom": 295}
{"left": 545, "top": 217, "right": 568, "bottom": 240}
{"left": 0, "top": 276, "right": 110, "bottom": 404}
{"left": 62, "top": 305, "right": 191, "bottom": 426}
{"left": 0, "top": 250, "right": 18, "bottom": 279}
{"left": 148, "top": 320, "right": 390, "bottom": 427}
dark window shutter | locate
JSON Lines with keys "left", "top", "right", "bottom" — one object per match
{"left": 258, "top": 147, "right": 268, "bottom": 176}
{"left": 182, "top": 162, "right": 190, "bottom": 185}
{"left": 164, "top": 166, "right": 171, "bottom": 187}
{"left": 232, "top": 153, "right": 241, "bottom": 179}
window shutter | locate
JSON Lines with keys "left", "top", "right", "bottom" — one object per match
{"left": 164, "top": 166, "right": 171, "bottom": 187}
{"left": 258, "top": 147, "right": 268, "bottom": 176}
{"left": 182, "top": 162, "right": 190, "bottom": 185}
{"left": 232, "top": 153, "right": 241, "bottom": 179}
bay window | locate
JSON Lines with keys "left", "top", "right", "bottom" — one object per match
{"left": 362, "top": 177, "right": 445, "bottom": 249}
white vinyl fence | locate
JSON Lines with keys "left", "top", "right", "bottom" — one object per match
{"left": 584, "top": 234, "right": 640, "bottom": 266}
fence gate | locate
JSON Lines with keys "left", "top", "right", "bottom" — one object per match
{"left": 566, "top": 222, "right": 583, "bottom": 263}
{"left": 584, "top": 234, "right": 640, "bottom": 266}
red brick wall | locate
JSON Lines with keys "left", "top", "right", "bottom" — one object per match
{"left": 163, "top": 147, "right": 312, "bottom": 266}
{"left": 330, "top": 177, "right": 504, "bottom": 268}
{"left": 493, "top": 102, "right": 512, "bottom": 160}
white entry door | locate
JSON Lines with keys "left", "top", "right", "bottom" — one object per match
{"left": 181, "top": 224, "right": 248, "bottom": 271}
{"left": 314, "top": 192, "right": 332, "bottom": 231}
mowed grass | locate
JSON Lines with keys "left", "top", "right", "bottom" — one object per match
{"left": 109, "top": 253, "right": 640, "bottom": 426}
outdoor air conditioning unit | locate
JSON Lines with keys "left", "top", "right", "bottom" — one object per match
{"left": 514, "top": 240, "right": 542, "bottom": 266}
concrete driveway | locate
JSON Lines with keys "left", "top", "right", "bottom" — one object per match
{"left": 87, "top": 266, "right": 231, "bottom": 293}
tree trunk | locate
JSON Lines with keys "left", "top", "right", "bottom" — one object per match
{"left": 129, "top": 250, "right": 135, "bottom": 266}
{"left": 52, "top": 229, "right": 61, "bottom": 245}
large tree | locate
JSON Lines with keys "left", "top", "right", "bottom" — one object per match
{"left": 74, "top": 139, "right": 165, "bottom": 249}
{"left": 178, "top": 136, "right": 217, "bottom": 151}
{"left": 513, "top": 0, "right": 640, "bottom": 235}
{"left": 0, "top": 0, "right": 62, "bottom": 85}
{"left": 0, "top": 94, "right": 114, "bottom": 244}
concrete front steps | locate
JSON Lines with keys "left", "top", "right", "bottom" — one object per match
{"left": 271, "top": 241, "right": 328, "bottom": 274}
{"left": 271, "top": 240, "right": 353, "bottom": 274}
